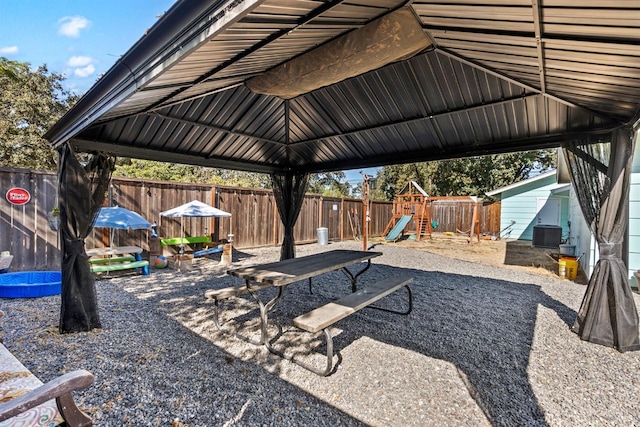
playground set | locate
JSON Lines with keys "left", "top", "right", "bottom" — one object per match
{"left": 382, "top": 181, "right": 483, "bottom": 243}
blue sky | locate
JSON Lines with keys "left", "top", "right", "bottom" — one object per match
{"left": 0, "top": 0, "right": 378, "bottom": 182}
{"left": 0, "top": 0, "right": 175, "bottom": 94}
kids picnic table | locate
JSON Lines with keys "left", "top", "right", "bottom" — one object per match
{"left": 86, "top": 246, "right": 149, "bottom": 275}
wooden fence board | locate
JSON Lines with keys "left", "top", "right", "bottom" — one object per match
{"left": 1, "top": 168, "right": 499, "bottom": 270}
{"left": 0, "top": 168, "right": 60, "bottom": 271}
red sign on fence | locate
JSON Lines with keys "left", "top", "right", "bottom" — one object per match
{"left": 6, "top": 187, "right": 31, "bottom": 205}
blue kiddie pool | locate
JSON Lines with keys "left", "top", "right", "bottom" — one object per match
{"left": 0, "top": 271, "right": 62, "bottom": 298}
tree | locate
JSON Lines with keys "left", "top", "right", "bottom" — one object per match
{"left": 0, "top": 57, "right": 76, "bottom": 170}
{"left": 115, "top": 160, "right": 356, "bottom": 196}
{"left": 307, "top": 171, "right": 352, "bottom": 197}
{"left": 113, "top": 158, "right": 271, "bottom": 188}
{"left": 373, "top": 150, "right": 556, "bottom": 200}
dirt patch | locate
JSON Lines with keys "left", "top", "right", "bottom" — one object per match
{"left": 372, "top": 232, "right": 588, "bottom": 285}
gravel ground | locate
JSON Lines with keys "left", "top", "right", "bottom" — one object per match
{"left": 1, "top": 241, "right": 640, "bottom": 427}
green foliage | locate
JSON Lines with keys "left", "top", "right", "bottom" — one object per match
{"left": 113, "top": 158, "right": 271, "bottom": 188}
{"left": 308, "top": 172, "right": 352, "bottom": 197}
{"left": 374, "top": 150, "right": 556, "bottom": 200}
{"left": 0, "top": 57, "right": 75, "bottom": 170}
{"left": 115, "top": 160, "right": 355, "bottom": 194}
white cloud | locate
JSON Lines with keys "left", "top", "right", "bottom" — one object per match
{"left": 74, "top": 64, "right": 95, "bottom": 78}
{"left": 0, "top": 46, "right": 19, "bottom": 54}
{"left": 67, "top": 55, "right": 93, "bottom": 67}
{"left": 57, "top": 16, "right": 91, "bottom": 38}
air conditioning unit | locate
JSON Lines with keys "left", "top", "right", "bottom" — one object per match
{"left": 532, "top": 225, "right": 562, "bottom": 249}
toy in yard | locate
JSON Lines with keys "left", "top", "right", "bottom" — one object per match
{"left": 154, "top": 256, "right": 168, "bottom": 269}
{"left": 0, "top": 271, "right": 61, "bottom": 298}
{"left": 0, "top": 251, "right": 12, "bottom": 274}
{"left": 93, "top": 206, "right": 151, "bottom": 249}
{"left": 491, "top": 220, "right": 516, "bottom": 241}
{"left": 383, "top": 181, "right": 432, "bottom": 241}
{"left": 160, "top": 200, "right": 231, "bottom": 255}
{"left": 385, "top": 214, "right": 413, "bottom": 241}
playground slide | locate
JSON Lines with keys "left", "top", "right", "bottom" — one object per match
{"left": 385, "top": 214, "right": 413, "bottom": 241}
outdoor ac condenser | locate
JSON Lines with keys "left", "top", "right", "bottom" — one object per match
{"left": 532, "top": 225, "right": 562, "bottom": 249}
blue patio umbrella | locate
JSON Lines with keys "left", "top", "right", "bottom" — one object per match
{"left": 94, "top": 207, "right": 151, "bottom": 230}
{"left": 93, "top": 207, "right": 151, "bottom": 248}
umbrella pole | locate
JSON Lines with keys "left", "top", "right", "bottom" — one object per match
{"left": 180, "top": 216, "right": 184, "bottom": 255}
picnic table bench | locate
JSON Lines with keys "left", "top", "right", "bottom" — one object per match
{"left": 0, "top": 312, "right": 94, "bottom": 426}
{"left": 86, "top": 246, "right": 149, "bottom": 276}
{"left": 205, "top": 250, "right": 413, "bottom": 375}
{"left": 290, "top": 275, "right": 412, "bottom": 375}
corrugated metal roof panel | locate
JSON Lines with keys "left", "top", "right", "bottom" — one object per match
{"left": 47, "top": 0, "right": 639, "bottom": 175}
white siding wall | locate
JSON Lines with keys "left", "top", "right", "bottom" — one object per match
{"left": 568, "top": 188, "right": 593, "bottom": 275}
{"left": 500, "top": 174, "right": 563, "bottom": 240}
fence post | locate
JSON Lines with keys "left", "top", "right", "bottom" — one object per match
{"left": 319, "top": 196, "right": 323, "bottom": 237}
{"left": 340, "top": 198, "right": 344, "bottom": 242}
{"left": 273, "top": 193, "right": 279, "bottom": 247}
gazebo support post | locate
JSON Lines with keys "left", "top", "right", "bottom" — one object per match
{"left": 57, "top": 144, "right": 114, "bottom": 333}
{"left": 270, "top": 171, "right": 310, "bottom": 260}
{"left": 564, "top": 126, "right": 640, "bottom": 352}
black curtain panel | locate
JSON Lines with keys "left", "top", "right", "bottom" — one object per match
{"left": 563, "top": 127, "right": 639, "bottom": 352}
{"left": 270, "top": 171, "right": 310, "bottom": 260}
{"left": 58, "top": 144, "right": 115, "bottom": 333}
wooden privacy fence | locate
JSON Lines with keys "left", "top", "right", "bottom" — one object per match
{"left": 430, "top": 200, "right": 501, "bottom": 235}
{"left": 0, "top": 169, "right": 392, "bottom": 270}
{"left": 0, "top": 168, "right": 60, "bottom": 271}
{"left": 1, "top": 168, "right": 500, "bottom": 271}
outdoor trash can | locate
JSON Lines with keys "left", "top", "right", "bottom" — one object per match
{"left": 317, "top": 227, "right": 328, "bottom": 245}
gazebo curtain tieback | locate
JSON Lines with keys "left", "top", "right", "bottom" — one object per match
{"left": 598, "top": 243, "right": 621, "bottom": 260}
{"left": 65, "top": 239, "right": 86, "bottom": 255}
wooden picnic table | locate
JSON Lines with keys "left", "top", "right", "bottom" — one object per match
{"left": 208, "top": 249, "right": 413, "bottom": 375}
{"left": 227, "top": 249, "right": 382, "bottom": 292}
{"left": 209, "top": 250, "right": 382, "bottom": 345}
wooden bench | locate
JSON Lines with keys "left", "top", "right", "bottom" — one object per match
{"left": 277, "top": 276, "right": 413, "bottom": 376}
{"left": 0, "top": 312, "right": 94, "bottom": 426}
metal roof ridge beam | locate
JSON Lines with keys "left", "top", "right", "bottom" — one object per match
{"left": 531, "top": 0, "right": 546, "bottom": 93}
{"left": 145, "top": 0, "right": 350, "bottom": 113}
{"left": 148, "top": 82, "right": 248, "bottom": 112}
{"left": 148, "top": 112, "right": 286, "bottom": 147}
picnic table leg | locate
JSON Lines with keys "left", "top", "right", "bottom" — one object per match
{"left": 340, "top": 259, "right": 372, "bottom": 292}
{"left": 211, "top": 300, "right": 262, "bottom": 346}
{"left": 265, "top": 327, "right": 335, "bottom": 377}
{"left": 367, "top": 285, "right": 413, "bottom": 315}
{"left": 247, "top": 283, "right": 285, "bottom": 345}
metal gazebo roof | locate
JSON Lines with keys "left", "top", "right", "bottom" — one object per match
{"left": 46, "top": 0, "right": 640, "bottom": 173}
